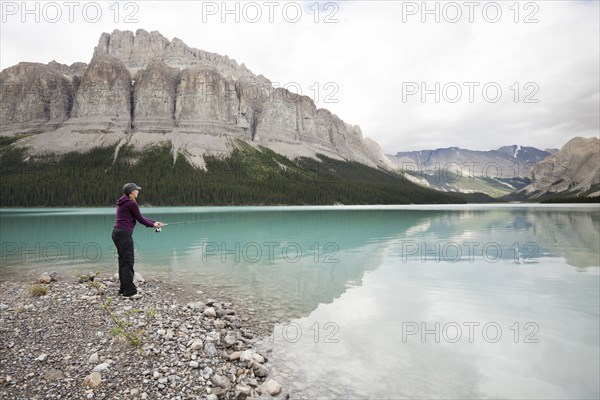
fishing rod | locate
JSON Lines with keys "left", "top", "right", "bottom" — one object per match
{"left": 155, "top": 218, "right": 226, "bottom": 232}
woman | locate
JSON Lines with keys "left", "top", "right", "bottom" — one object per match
{"left": 112, "top": 183, "right": 164, "bottom": 297}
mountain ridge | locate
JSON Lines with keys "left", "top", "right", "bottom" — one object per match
{"left": 516, "top": 136, "right": 600, "bottom": 198}
{"left": 0, "top": 29, "right": 395, "bottom": 171}
{"left": 389, "top": 145, "right": 550, "bottom": 173}
{"left": 386, "top": 144, "right": 552, "bottom": 197}
{"left": 387, "top": 139, "right": 599, "bottom": 200}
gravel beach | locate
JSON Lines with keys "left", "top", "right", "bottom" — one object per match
{"left": 0, "top": 272, "right": 286, "bottom": 400}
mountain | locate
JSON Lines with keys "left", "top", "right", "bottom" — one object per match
{"left": 387, "top": 145, "right": 552, "bottom": 197}
{"left": 515, "top": 137, "right": 600, "bottom": 199}
{"left": 0, "top": 29, "right": 470, "bottom": 206}
{"left": 0, "top": 29, "right": 396, "bottom": 171}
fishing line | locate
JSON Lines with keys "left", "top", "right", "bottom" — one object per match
{"left": 155, "top": 218, "right": 226, "bottom": 232}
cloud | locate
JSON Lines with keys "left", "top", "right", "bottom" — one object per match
{"left": 1, "top": 0, "right": 598, "bottom": 153}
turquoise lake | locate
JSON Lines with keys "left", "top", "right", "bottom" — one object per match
{"left": 1, "top": 205, "right": 599, "bottom": 399}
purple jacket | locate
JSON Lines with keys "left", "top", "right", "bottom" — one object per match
{"left": 113, "top": 195, "right": 156, "bottom": 232}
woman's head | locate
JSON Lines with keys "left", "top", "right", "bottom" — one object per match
{"left": 122, "top": 183, "right": 142, "bottom": 200}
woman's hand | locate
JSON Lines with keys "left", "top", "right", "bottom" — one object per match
{"left": 154, "top": 221, "right": 165, "bottom": 228}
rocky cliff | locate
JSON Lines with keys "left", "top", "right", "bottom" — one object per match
{"left": 71, "top": 54, "right": 132, "bottom": 130}
{"left": 517, "top": 137, "right": 600, "bottom": 198}
{"left": 0, "top": 62, "right": 75, "bottom": 131}
{"left": 0, "top": 29, "right": 395, "bottom": 170}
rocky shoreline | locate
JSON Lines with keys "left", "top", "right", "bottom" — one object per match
{"left": 0, "top": 272, "right": 287, "bottom": 399}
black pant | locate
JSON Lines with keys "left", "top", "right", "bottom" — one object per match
{"left": 111, "top": 228, "right": 137, "bottom": 296}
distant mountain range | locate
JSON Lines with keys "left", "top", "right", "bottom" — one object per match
{"left": 387, "top": 145, "right": 553, "bottom": 197}
{"left": 387, "top": 138, "right": 599, "bottom": 200}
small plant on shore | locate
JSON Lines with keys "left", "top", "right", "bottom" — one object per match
{"left": 100, "top": 295, "right": 144, "bottom": 346}
{"left": 146, "top": 307, "right": 157, "bottom": 319}
{"left": 72, "top": 270, "right": 99, "bottom": 283}
{"left": 74, "top": 271, "right": 146, "bottom": 347}
{"left": 28, "top": 284, "right": 48, "bottom": 297}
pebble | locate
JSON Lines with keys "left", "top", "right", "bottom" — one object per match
{"left": 187, "top": 301, "right": 205, "bottom": 311}
{"left": 89, "top": 353, "right": 99, "bottom": 363}
{"left": 82, "top": 372, "right": 102, "bottom": 388}
{"left": 236, "top": 385, "right": 252, "bottom": 400}
{"left": 212, "top": 374, "right": 232, "bottom": 389}
{"left": 190, "top": 339, "right": 204, "bottom": 350}
{"left": 133, "top": 272, "right": 145, "bottom": 284}
{"left": 240, "top": 350, "right": 254, "bottom": 363}
{"left": 38, "top": 272, "right": 56, "bottom": 284}
{"left": 203, "top": 341, "right": 218, "bottom": 357}
{"left": 203, "top": 307, "right": 217, "bottom": 318}
{"left": 43, "top": 368, "right": 64, "bottom": 381}
{"left": 93, "top": 362, "right": 110, "bottom": 372}
{"left": 224, "top": 332, "right": 237, "bottom": 347}
{"left": 263, "top": 379, "right": 282, "bottom": 396}
{"left": 214, "top": 320, "right": 227, "bottom": 329}
{"left": 253, "top": 364, "right": 269, "bottom": 378}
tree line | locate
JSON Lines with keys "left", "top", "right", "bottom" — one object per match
{"left": 0, "top": 141, "right": 467, "bottom": 207}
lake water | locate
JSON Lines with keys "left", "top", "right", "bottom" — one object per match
{"left": 1, "top": 205, "right": 599, "bottom": 399}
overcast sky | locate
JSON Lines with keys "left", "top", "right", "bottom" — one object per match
{"left": 1, "top": 0, "right": 599, "bottom": 153}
